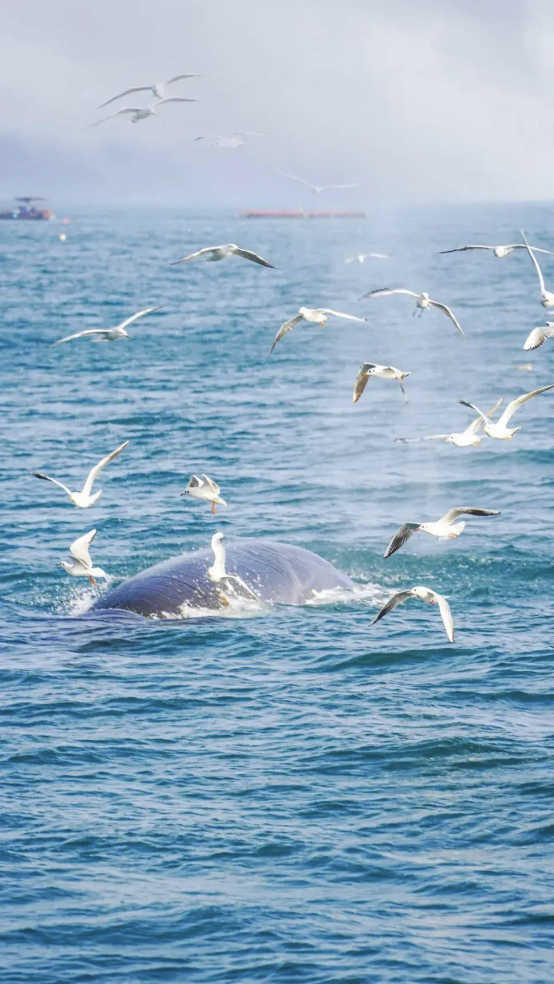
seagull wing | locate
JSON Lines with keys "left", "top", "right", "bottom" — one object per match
{"left": 362, "top": 288, "right": 418, "bottom": 298}
{"left": 371, "top": 589, "right": 416, "bottom": 625}
{"left": 458, "top": 400, "right": 492, "bottom": 425}
{"left": 523, "top": 325, "right": 554, "bottom": 351}
{"left": 428, "top": 299, "right": 465, "bottom": 336}
{"left": 98, "top": 87, "right": 151, "bottom": 108}
{"left": 82, "top": 441, "right": 129, "bottom": 497}
{"left": 278, "top": 171, "right": 316, "bottom": 191}
{"left": 32, "top": 472, "right": 72, "bottom": 496}
{"left": 233, "top": 247, "right": 275, "bottom": 268}
{"left": 69, "top": 529, "right": 97, "bottom": 568}
{"left": 90, "top": 108, "right": 142, "bottom": 126}
{"left": 384, "top": 523, "right": 420, "bottom": 559}
{"left": 117, "top": 306, "right": 164, "bottom": 331}
{"left": 201, "top": 474, "right": 221, "bottom": 495}
{"left": 352, "top": 363, "right": 376, "bottom": 403}
{"left": 440, "top": 507, "right": 500, "bottom": 523}
{"left": 487, "top": 396, "right": 504, "bottom": 417}
{"left": 166, "top": 74, "right": 202, "bottom": 84}
{"left": 186, "top": 475, "right": 204, "bottom": 490}
{"left": 157, "top": 97, "right": 199, "bottom": 106}
{"left": 170, "top": 247, "right": 214, "bottom": 265}
{"left": 439, "top": 245, "right": 493, "bottom": 253}
{"left": 498, "top": 385, "right": 554, "bottom": 426}
{"left": 219, "top": 574, "right": 259, "bottom": 601}
{"left": 320, "top": 309, "right": 366, "bottom": 322}
{"left": 521, "top": 229, "right": 546, "bottom": 293}
{"left": 269, "top": 315, "right": 304, "bottom": 354}
{"left": 435, "top": 593, "right": 455, "bottom": 642}
{"left": 53, "top": 329, "right": 111, "bottom": 345}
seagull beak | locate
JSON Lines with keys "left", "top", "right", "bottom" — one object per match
{"left": 180, "top": 491, "right": 188, "bottom": 497}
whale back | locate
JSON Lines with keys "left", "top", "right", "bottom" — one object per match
{"left": 91, "top": 539, "right": 353, "bottom": 617}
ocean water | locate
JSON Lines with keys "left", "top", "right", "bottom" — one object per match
{"left": 1, "top": 204, "right": 554, "bottom": 983}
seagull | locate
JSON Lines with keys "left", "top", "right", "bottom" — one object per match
{"left": 170, "top": 243, "right": 274, "bottom": 268}
{"left": 279, "top": 171, "right": 358, "bottom": 195}
{"left": 59, "top": 530, "right": 106, "bottom": 585}
{"left": 33, "top": 441, "right": 129, "bottom": 508}
{"left": 384, "top": 507, "right": 500, "bottom": 559}
{"left": 440, "top": 243, "right": 554, "bottom": 259}
{"left": 53, "top": 307, "right": 163, "bottom": 345}
{"left": 345, "top": 253, "right": 388, "bottom": 263}
{"left": 518, "top": 364, "right": 533, "bottom": 371}
{"left": 395, "top": 397, "right": 505, "bottom": 447}
{"left": 269, "top": 307, "right": 366, "bottom": 354}
{"left": 363, "top": 288, "right": 465, "bottom": 337}
{"left": 459, "top": 385, "right": 554, "bottom": 440}
{"left": 523, "top": 322, "right": 554, "bottom": 351}
{"left": 521, "top": 229, "right": 554, "bottom": 307}
{"left": 91, "top": 98, "right": 198, "bottom": 127}
{"left": 181, "top": 475, "right": 227, "bottom": 514}
{"left": 195, "top": 132, "right": 267, "bottom": 148}
{"left": 372, "top": 586, "right": 454, "bottom": 643}
{"left": 353, "top": 363, "right": 410, "bottom": 402}
{"left": 99, "top": 74, "right": 201, "bottom": 108}
{"left": 207, "top": 532, "right": 259, "bottom": 601}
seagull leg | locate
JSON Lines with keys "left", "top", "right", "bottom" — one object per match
{"left": 211, "top": 501, "right": 216, "bottom": 515}
{"left": 398, "top": 379, "right": 407, "bottom": 402}
{"left": 89, "top": 576, "right": 97, "bottom": 585}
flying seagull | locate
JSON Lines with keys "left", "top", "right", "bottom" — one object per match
{"left": 269, "top": 307, "right": 366, "bottom": 354}
{"left": 59, "top": 530, "right": 106, "bottom": 585}
{"left": 363, "top": 288, "right": 465, "bottom": 337}
{"left": 523, "top": 322, "right": 554, "bottom": 351}
{"left": 170, "top": 243, "right": 274, "bottom": 268}
{"left": 521, "top": 229, "right": 554, "bottom": 307}
{"left": 459, "top": 384, "right": 554, "bottom": 440}
{"left": 99, "top": 74, "right": 201, "bottom": 108}
{"left": 53, "top": 306, "right": 163, "bottom": 345}
{"left": 353, "top": 362, "right": 410, "bottom": 403}
{"left": 207, "top": 532, "right": 259, "bottom": 601}
{"left": 384, "top": 507, "right": 500, "bottom": 559}
{"left": 279, "top": 171, "right": 358, "bottom": 195}
{"left": 395, "top": 397, "right": 505, "bottom": 447}
{"left": 195, "top": 132, "right": 267, "bottom": 148}
{"left": 372, "top": 586, "right": 454, "bottom": 643}
{"left": 440, "top": 243, "right": 554, "bottom": 259}
{"left": 181, "top": 475, "right": 227, "bottom": 514}
{"left": 345, "top": 253, "right": 388, "bottom": 263}
{"left": 91, "top": 98, "right": 198, "bottom": 127}
{"left": 33, "top": 441, "right": 129, "bottom": 508}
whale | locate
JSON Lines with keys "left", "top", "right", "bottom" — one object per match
{"left": 90, "top": 538, "right": 354, "bottom": 618}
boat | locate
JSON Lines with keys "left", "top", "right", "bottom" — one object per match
{"left": 238, "top": 209, "right": 367, "bottom": 219}
{"left": 0, "top": 197, "right": 55, "bottom": 221}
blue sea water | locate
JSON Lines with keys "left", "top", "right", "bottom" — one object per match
{"left": 1, "top": 203, "right": 554, "bottom": 983}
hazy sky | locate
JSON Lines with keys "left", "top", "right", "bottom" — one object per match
{"left": 2, "top": 0, "right": 554, "bottom": 206}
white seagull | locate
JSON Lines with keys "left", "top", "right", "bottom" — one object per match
{"left": 372, "top": 586, "right": 454, "bottom": 643}
{"left": 440, "top": 243, "right": 554, "bottom": 259}
{"left": 345, "top": 253, "right": 388, "bottom": 263}
{"left": 99, "top": 74, "right": 201, "bottom": 108}
{"left": 521, "top": 229, "right": 554, "bottom": 307}
{"left": 170, "top": 243, "right": 274, "bottom": 268}
{"left": 53, "top": 307, "right": 163, "bottom": 345}
{"left": 59, "top": 530, "right": 107, "bottom": 585}
{"left": 523, "top": 322, "right": 554, "bottom": 351}
{"left": 363, "top": 288, "right": 465, "bottom": 337}
{"left": 353, "top": 362, "right": 410, "bottom": 403}
{"left": 384, "top": 507, "right": 500, "bottom": 559}
{"left": 459, "top": 385, "right": 554, "bottom": 440}
{"left": 181, "top": 475, "right": 227, "bottom": 515}
{"left": 207, "top": 532, "right": 259, "bottom": 601}
{"left": 279, "top": 171, "right": 358, "bottom": 195}
{"left": 269, "top": 306, "right": 366, "bottom": 354}
{"left": 195, "top": 132, "right": 267, "bottom": 148}
{"left": 396, "top": 397, "right": 505, "bottom": 448}
{"left": 33, "top": 441, "right": 129, "bottom": 508}
{"left": 91, "top": 98, "right": 198, "bottom": 127}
